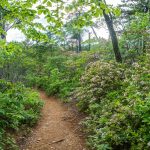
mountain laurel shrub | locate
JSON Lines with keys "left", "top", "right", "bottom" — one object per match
{"left": 76, "top": 55, "right": 150, "bottom": 150}
{"left": 76, "top": 61, "right": 124, "bottom": 111}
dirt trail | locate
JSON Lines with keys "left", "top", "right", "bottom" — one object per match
{"left": 22, "top": 91, "right": 87, "bottom": 150}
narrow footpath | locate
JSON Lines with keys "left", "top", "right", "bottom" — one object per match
{"left": 22, "top": 91, "right": 87, "bottom": 150}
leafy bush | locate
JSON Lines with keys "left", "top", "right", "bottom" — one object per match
{"left": 76, "top": 61, "right": 124, "bottom": 110}
{"left": 45, "top": 68, "right": 64, "bottom": 95}
{"left": 0, "top": 79, "right": 43, "bottom": 149}
{"left": 26, "top": 51, "right": 100, "bottom": 100}
{"left": 76, "top": 55, "right": 150, "bottom": 150}
{"left": 25, "top": 54, "right": 79, "bottom": 100}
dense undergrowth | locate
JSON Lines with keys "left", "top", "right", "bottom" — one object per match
{"left": 1, "top": 40, "right": 150, "bottom": 150}
{"left": 75, "top": 54, "right": 150, "bottom": 150}
{"left": 1, "top": 0, "right": 149, "bottom": 149}
{"left": 26, "top": 44, "right": 150, "bottom": 149}
{"left": 0, "top": 79, "right": 43, "bottom": 150}
{"left": 26, "top": 50, "right": 101, "bottom": 101}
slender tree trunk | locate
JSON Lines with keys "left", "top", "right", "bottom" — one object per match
{"left": 100, "top": 0, "right": 122, "bottom": 62}
{"left": 1, "top": 33, "right": 6, "bottom": 39}
{"left": 78, "top": 33, "right": 82, "bottom": 52}
{"left": 76, "top": 39, "right": 78, "bottom": 53}
{"left": 103, "top": 11, "right": 122, "bottom": 63}
{"left": 0, "top": 18, "right": 6, "bottom": 39}
{"left": 71, "top": 42, "right": 74, "bottom": 51}
{"left": 89, "top": 32, "right": 91, "bottom": 51}
{"left": 91, "top": 26, "right": 101, "bottom": 45}
{"left": 0, "top": 24, "right": 6, "bottom": 39}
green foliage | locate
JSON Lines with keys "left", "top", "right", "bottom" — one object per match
{"left": 0, "top": 42, "right": 38, "bottom": 82}
{"left": 26, "top": 50, "right": 103, "bottom": 101}
{"left": 27, "top": 54, "right": 80, "bottom": 100}
{"left": 66, "top": 0, "right": 121, "bottom": 26}
{"left": 76, "top": 61, "right": 124, "bottom": 110}
{"left": 0, "top": 1, "right": 149, "bottom": 150}
{"left": 120, "top": 13, "right": 149, "bottom": 61}
{"left": 45, "top": 68, "right": 64, "bottom": 96}
{"left": 75, "top": 54, "right": 150, "bottom": 150}
{"left": 0, "top": 80, "right": 43, "bottom": 149}
{"left": 0, "top": 0, "right": 64, "bottom": 41}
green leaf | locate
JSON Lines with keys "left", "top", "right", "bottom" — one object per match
{"left": 47, "top": 1, "right": 52, "bottom": 7}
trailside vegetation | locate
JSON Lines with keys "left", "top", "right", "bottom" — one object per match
{"left": 0, "top": 0, "right": 149, "bottom": 149}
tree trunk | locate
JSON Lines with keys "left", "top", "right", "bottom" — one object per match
{"left": 103, "top": 11, "right": 122, "bottom": 63}
{"left": 0, "top": 18, "right": 6, "bottom": 40}
{"left": 89, "top": 32, "right": 91, "bottom": 51}
{"left": 78, "top": 33, "right": 82, "bottom": 52}
{"left": 76, "top": 39, "right": 78, "bottom": 53}
{"left": 91, "top": 26, "right": 101, "bottom": 46}
{"left": 1, "top": 33, "right": 6, "bottom": 39}
{"left": 71, "top": 42, "right": 74, "bottom": 51}
{"left": 0, "top": 24, "right": 6, "bottom": 39}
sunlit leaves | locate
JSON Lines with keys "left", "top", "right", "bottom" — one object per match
{"left": 0, "top": 0, "right": 65, "bottom": 42}
{"left": 47, "top": 1, "right": 52, "bottom": 7}
{"left": 99, "top": 1, "right": 106, "bottom": 10}
{"left": 113, "top": 7, "right": 121, "bottom": 17}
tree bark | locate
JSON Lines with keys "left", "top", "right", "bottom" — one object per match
{"left": 0, "top": 23, "right": 6, "bottom": 39}
{"left": 91, "top": 26, "right": 101, "bottom": 45}
{"left": 1, "top": 33, "right": 6, "bottom": 39}
{"left": 103, "top": 11, "right": 122, "bottom": 63}
{"left": 78, "top": 33, "right": 82, "bottom": 52}
{"left": 89, "top": 32, "right": 91, "bottom": 51}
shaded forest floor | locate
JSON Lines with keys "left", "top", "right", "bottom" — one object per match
{"left": 19, "top": 91, "right": 87, "bottom": 150}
